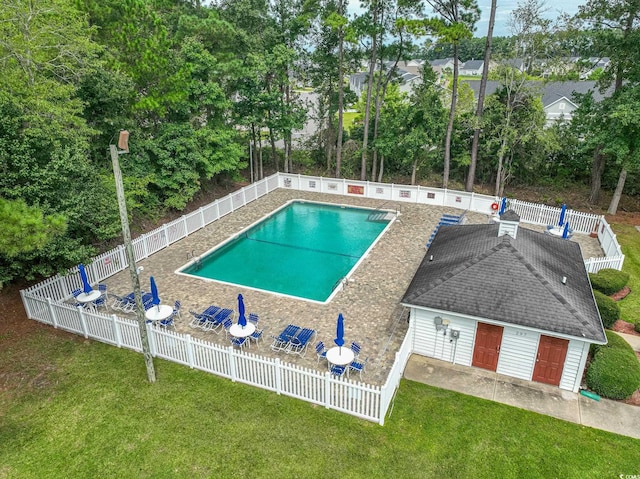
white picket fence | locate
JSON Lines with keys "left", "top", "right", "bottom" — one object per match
{"left": 20, "top": 172, "right": 623, "bottom": 424}
{"left": 22, "top": 294, "right": 404, "bottom": 424}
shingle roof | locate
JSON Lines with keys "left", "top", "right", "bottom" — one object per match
{"left": 463, "top": 80, "right": 613, "bottom": 107}
{"left": 462, "top": 60, "right": 484, "bottom": 70}
{"left": 401, "top": 222, "right": 606, "bottom": 342}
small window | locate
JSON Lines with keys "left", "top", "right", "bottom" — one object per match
{"left": 558, "top": 102, "right": 566, "bottom": 110}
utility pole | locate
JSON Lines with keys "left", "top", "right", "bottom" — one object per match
{"left": 110, "top": 132, "right": 156, "bottom": 383}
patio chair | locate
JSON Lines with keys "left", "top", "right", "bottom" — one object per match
{"left": 248, "top": 313, "right": 259, "bottom": 325}
{"left": 230, "top": 336, "right": 248, "bottom": 349}
{"left": 249, "top": 328, "right": 264, "bottom": 345}
{"left": 220, "top": 317, "right": 234, "bottom": 336}
{"left": 92, "top": 284, "right": 109, "bottom": 310}
{"left": 350, "top": 341, "right": 362, "bottom": 357}
{"left": 287, "top": 328, "right": 316, "bottom": 357}
{"left": 348, "top": 357, "right": 368, "bottom": 379}
{"left": 158, "top": 315, "right": 175, "bottom": 330}
{"left": 330, "top": 365, "right": 347, "bottom": 377}
{"left": 315, "top": 341, "right": 328, "bottom": 364}
{"left": 170, "top": 300, "right": 182, "bottom": 320}
{"left": 270, "top": 325, "right": 300, "bottom": 352}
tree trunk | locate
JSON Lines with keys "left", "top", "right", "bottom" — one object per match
{"left": 588, "top": 146, "right": 604, "bottom": 205}
{"left": 257, "top": 135, "right": 263, "bottom": 179}
{"left": 268, "top": 126, "right": 278, "bottom": 172}
{"left": 607, "top": 167, "right": 627, "bottom": 215}
{"left": 360, "top": 1, "right": 379, "bottom": 180}
{"left": 378, "top": 153, "right": 384, "bottom": 182}
{"left": 411, "top": 157, "right": 418, "bottom": 185}
{"left": 443, "top": 44, "right": 459, "bottom": 189}
{"left": 494, "top": 137, "right": 507, "bottom": 196}
{"left": 335, "top": 0, "right": 346, "bottom": 178}
{"left": 467, "top": 0, "right": 496, "bottom": 192}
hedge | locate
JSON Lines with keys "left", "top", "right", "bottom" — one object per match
{"left": 593, "top": 290, "right": 620, "bottom": 328}
{"left": 586, "top": 331, "right": 640, "bottom": 400}
{"left": 589, "top": 268, "right": 630, "bottom": 295}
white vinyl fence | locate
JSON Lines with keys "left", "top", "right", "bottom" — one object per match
{"left": 20, "top": 172, "right": 623, "bottom": 425}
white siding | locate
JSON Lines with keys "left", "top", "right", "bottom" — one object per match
{"left": 496, "top": 327, "right": 540, "bottom": 380}
{"left": 411, "top": 308, "right": 476, "bottom": 366}
{"left": 560, "top": 340, "right": 590, "bottom": 392}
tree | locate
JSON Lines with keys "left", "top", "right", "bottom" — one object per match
{"left": 423, "top": 0, "right": 479, "bottom": 188}
{"left": 574, "top": 0, "right": 640, "bottom": 204}
{"left": 466, "top": 0, "right": 496, "bottom": 192}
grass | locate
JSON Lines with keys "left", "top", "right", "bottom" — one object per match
{"left": 610, "top": 223, "right": 640, "bottom": 327}
{"left": 1, "top": 330, "right": 638, "bottom": 478}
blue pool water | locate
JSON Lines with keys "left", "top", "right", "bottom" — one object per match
{"left": 180, "top": 201, "right": 393, "bottom": 302}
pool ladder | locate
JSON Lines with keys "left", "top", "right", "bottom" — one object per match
{"left": 187, "top": 250, "right": 202, "bottom": 270}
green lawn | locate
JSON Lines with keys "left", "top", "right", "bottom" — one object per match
{"left": 1, "top": 329, "right": 638, "bottom": 478}
{"left": 611, "top": 223, "right": 640, "bottom": 327}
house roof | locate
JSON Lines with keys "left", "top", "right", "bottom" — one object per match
{"left": 463, "top": 80, "right": 613, "bottom": 107}
{"left": 462, "top": 60, "right": 484, "bottom": 70}
{"left": 401, "top": 221, "right": 606, "bottom": 342}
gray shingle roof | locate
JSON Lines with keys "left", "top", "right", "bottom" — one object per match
{"left": 463, "top": 80, "right": 613, "bottom": 107}
{"left": 401, "top": 222, "right": 606, "bottom": 342}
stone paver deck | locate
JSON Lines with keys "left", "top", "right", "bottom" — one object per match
{"left": 102, "top": 189, "right": 603, "bottom": 385}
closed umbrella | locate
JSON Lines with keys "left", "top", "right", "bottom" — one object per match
{"left": 78, "top": 264, "right": 92, "bottom": 294}
{"left": 558, "top": 204, "right": 567, "bottom": 226}
{"left": 150, "top": 276, "right": 161, "bottom": 308}
{"left": 237, "top": 293, "right": 247, "bottom": 328}
{"left": 562, "top": 221, "right": 570, "bottom": 239}
{"left": 499, "top": 197, "right": 507, "bottom": 215}
{"left": 334, "top": 313, "right": 345, "bottom": 354}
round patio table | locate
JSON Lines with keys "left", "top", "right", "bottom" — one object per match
{"left": 76, "top": 290, "right": 101, "bottom": 303}
{"left": 229, "top": 323, "right": 256, "bottom": 338}
{"left": 145, "top": 304, "right": 173, "bottom": 322}
{"left": 326, "top": 346, "right": 354, "bottom": 366}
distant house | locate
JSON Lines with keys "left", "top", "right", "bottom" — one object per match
{"left": 348, "top": 61, "right": 424, "bottom": 98}
{"left": 463, "top": 80, "right": 613, "bottom": 126}
{"left": 460, "top": 60, "right": 484, "bottom": 76}
{"left": 428, "top": 58, "right": 457, "bottom": 75}
{"left": 401, "top": 211, "right": 606, "bottom": 392}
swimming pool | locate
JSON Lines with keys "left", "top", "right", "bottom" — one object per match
{"left": 178, "top": 200, "right": 396, "bottom": 302}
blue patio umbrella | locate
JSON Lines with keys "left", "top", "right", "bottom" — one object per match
{"left": 558, "top": 203, "right": 567, "bottom": 226}
{"left": 499, "top": 197, "right": 507, "bottom": 215}
{"left": 237, "top": 293, "right": 247, "bottom": 328}
{"left": 150, "top": 276, "right": 161, "bottom": 307}
{"left": 334, "top": 313, "right": 345, "bottom": 353}
{"left": 78, "top": 264, "right": 92, "bottom": 294}
{"left": 562, "top": 221, "right": 570, "bottom": 239}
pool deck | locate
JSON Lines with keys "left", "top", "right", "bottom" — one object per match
{"left": 102, "top": 189, "right": 603, "bottom": 385}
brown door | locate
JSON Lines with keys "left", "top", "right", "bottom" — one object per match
{"left": 532, "top": 335, "right": 568, "bottom": 386}
{"left": 472, "top": 323, "right": 503, "bottom": 371}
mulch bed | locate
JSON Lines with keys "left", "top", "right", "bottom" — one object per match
{"left": 610, "top": 286, "right": 631, "bottom": 301}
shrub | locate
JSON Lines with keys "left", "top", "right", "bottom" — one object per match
{"left": 593, "top": 290, "right": 620, "bottom": 328}
{"left": 589, "top": 268, "right": 630, "bottom": 295}
{"left": 586, "top": 331, "right": 640, "bottom": 400}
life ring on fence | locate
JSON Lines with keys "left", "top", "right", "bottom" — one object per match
{"left": 491, "top": 202, "right": 499, "bottom": 211}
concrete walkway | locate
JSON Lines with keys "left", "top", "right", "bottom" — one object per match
{"left": 404, "top": 355, "right": 640, "bottom": 440}
{"left": 615, "top": 331, "right": 640, "bottom": 353}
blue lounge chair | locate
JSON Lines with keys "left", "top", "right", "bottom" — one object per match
{"left": 270, "top": 325, "right": 300, "bottom": 352}
{"left": 208, "top": 309, "right": 234, "bottom": 334}
{"left": 189, "top": 306, "right": 220, "bottom": 330}
{"left": 287, "top": 328, "right": 316, "bottom": 357}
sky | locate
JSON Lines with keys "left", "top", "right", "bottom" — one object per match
{"left": 475, "top": 0, "right": 584, "bottom": 37}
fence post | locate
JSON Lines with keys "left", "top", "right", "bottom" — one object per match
{"left": 78, "top": 306, "right": 89, "bottom": 338}
{"left": 275, "top": 358, "right": 282, "bottom": 395}
{"left": 20, "top": 290, "right": 32, "bottom": 319}
{"left": 325, "top": 371, "right": 332, "bottom": 409}
{"left": 186, "top": 334, "right": 194, "bottom": 368}
{"left": 199, "top": 206, "right": 205, "bottom": 228}
{"left": 118, "top": 245, "right": 127, "bottom": 270}
{"left": 162, "top": 224, "right": 169, "bottom": 248}
{"left": 229, "top": 346, "right": 237, "bottom": 382}
{"left": 112, "top": 314, "right": 122, "bottom": 347}
{"left": 46, "top": 298, "right": 58, "bottom": 328}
